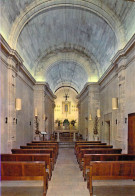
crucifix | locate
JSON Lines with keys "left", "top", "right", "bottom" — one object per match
{"left": 64, "top": 94, "right": 69, "bottom": 101}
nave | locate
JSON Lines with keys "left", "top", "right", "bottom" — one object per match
{"left": 1, "top": 146, "right": 135, "bottom": 196}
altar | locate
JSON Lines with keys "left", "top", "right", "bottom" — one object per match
{"left": 54, "top": 129, "right": 78, "bottom": 142}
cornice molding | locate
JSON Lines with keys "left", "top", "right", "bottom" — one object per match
{"left": 99, "top": 33, "right": 135, "bottom": 85}
{"left": 0, "top": 34, "right": 36, "bottom": 85}
{"left": 0, "top": 34, "right": 23, "bottom": 65}
{"left": 77, "top": 82, "right": 98, "bottom": 99}
{"left": 35, "top": 82, "right": 56, "bottom": 100}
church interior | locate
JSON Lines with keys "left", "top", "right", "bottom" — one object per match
{"left": 1, "top": 0, "right": 135, "bottom": 195}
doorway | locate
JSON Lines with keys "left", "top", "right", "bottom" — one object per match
{"left": 128, "top": 113, "right": 135, "bottom": 154}
{"left": 105, "top": 121, "right": 111, "bottom": 145}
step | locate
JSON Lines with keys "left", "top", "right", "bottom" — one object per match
{"left": 59, "top": 142, "right": 75, "bottom": 148}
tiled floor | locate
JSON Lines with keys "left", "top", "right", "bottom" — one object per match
{"left": 1, "top": 148, "right": 135, "bottom": 196}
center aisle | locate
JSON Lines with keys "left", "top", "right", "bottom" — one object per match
{"left": 47, "top": 148, "right": 89, "bottom": 196}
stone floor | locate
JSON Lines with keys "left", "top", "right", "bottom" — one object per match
{"left": 1, "top": 148, "right": 135, "bottom": 196}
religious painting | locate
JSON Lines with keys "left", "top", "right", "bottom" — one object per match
{"left": 62, "top": 101, "right": 71, "bottom": 114}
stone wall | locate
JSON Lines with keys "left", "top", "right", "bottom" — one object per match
{"left": 77, "top": 83, "right": 100, "bottom": 140}
{"left": 0, "top": 35, "right": 35, "bottom": 153}
{"left": 99, "top": 34, "right": 135, "bottom": 153}
{"left": 77, "top": 34, "right": 135, "bottom": 153}
{"left": 34, "top": 83, "right": 56, "bottom": 140}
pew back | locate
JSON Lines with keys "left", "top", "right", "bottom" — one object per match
{"left": 1, "top": 154, "right": 52, "bottom": 180}
{"left": 1, "top": 161, "right": 47, "bottom": 196}
{"left": 88, "top": 161, "right": 135, "bottom": 196}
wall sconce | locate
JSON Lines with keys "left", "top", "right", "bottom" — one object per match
{"left": 43, "top": 114, "right": 45, "bottom": 120}
{"left": 97, "top": 109, "right": 101, "bottom": 118}
{"left": 5, "top": 117, "right": 8, "bottom": 124}
{"left": 15, "top": 98, "right": 22, "bottom": 110}
{"left": 35, "top": 108, "right": 38, "bottom": 116}
{"left": 85, "top": 117, "right": 88, "bottom": 121}
{"left": 125, "top": 118, "right": 127, "bottom": 124}
{"left": 89, "top": 114, "right": 92, "bottom": 121}
{"left": 112, "top": 98, "right": 118, "bottom": 110}
{"left": 13, "top": 118, "right": 16, "bottom": 124}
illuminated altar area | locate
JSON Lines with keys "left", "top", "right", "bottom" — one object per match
{"left": 54, "top": 87, "right": 79, "bottom": 133}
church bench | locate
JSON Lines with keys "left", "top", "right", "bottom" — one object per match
{"left": 75, "top": 145, "right": 113, "bottom": 157}
{"left": 32, "top": 141, "right": 58, "bottom": 144}
{"left": 87, "top": 161, "right": 135, "bottom": 196}
{"left": 20, "top": 145, "right": 58, "bottom": 157}
{"left": 76, "top": 145, "right": 113, "bottom": 163}
{"left": 75, "top": 143, "right": 107, "bottom": 154}
{"left": 83, "top": 154, "right": 135, "bottom": 180}
{"left": 1, "top": 154, "right": 52, "bottom": 180}
{"left": 27, "top": 142, "right": 59, "bottom": 146}
{"left": 27, "top": 143, "right": 59, "bottom": 150}
{"left": 75, "top": 141, "right": 101, "bottom": 143}
{"left": 1, "top": 161, "right": 48, "bottom": 196}
{"left": 11, "top": 149, "right": 56, "bottom": 167}
{"left": 75, "top": 141, "right": 102, "bottom": 147}
{"left": 77, "top": 148, "right": 122, "bottom": 169}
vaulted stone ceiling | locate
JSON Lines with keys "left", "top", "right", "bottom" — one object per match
{"left": 1, "top": 0, "right": 135, "bottom": 92}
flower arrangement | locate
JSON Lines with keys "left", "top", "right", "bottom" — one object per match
{"left": 63, "top": 119, "right": 69, "bottom": 126}
{"left": 70, "top": 120, "right": 77, "bottom": 126}
{"left": 55, "top": 119, "right": 62, "bottom": 126}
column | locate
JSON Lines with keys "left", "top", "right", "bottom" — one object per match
{"left": 73, "top": 132, "right": 76, "bottom": 141}
{"left": 57, "top": 132, "right": 60, "bottom": 142}
{"left": 7, "top": 57, "right": 17, "bottom": 152}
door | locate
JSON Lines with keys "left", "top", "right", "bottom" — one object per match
{"left": 105, "top": 121, "right": 110, "bottom": 145}
{"left": 128, "top": 113, "right": 135, "bottom": 154}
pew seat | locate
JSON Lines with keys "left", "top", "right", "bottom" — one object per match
{"left": 11, "top": 149, "right": 56, "bottom": 168}
{"left": 87, "top": 161, "right": 135, "bottom": 196}
{"left": 78, "top": 148, "right": 122, "bottom": 169}
{"left": 1, "top": 154, "right": 52, "bottom": 180}
{"left": 1, "top": 161, "right": 48, "bottom": 196}
{"left": 83, "top": 154, "right": 135, "bottom": 180}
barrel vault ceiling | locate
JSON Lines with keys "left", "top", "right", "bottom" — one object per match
{"left": 1, "top": 0, "right": 135, "bottom": 93}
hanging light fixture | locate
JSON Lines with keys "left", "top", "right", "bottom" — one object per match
{"left": 15, "top": 98, "right": 21, "bottom": 110}
{"left": 112, "top": 98, "right": 118, "bottom": 110}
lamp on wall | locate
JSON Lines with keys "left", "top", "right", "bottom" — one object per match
{"left": 112, "top": 98, "right": 118, "bottom": 110}
{"left": 15, "top": 98, "right": 21, "bottom": 110}
{"left": 43, "top": 114, "right": 45, "bottom": 120}
{"left": 89, "top": 114, "right": 92, "bottom": 120}
{"left": 35, "top": 108, "right": 38, "bottom": 116}
{"left": 97, "top": 109, "right": 101, "bottom": 118}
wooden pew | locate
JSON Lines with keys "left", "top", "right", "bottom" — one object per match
{"left": 87, "top": 161, "right": 135, "bottom": 196}
{"left": 83, "top": 154, "right": 135, "bottom": 180}
{"left": 75, "top": 141, "right": 102, "bottom": 148}
{"left": 1, "top": 161, "right": 48, "bottom": 196}
{"left": 32, "top": 141, "right": 58, "bottom": 144}
{"left": 11, "top": 149, "right": 56, "bottom": 166}
{"left": 75, "top": 143, "right": 107, "bottom": 154}
{"left": 20, "top": 145, "right": 58, "bottom": 157}
{"left": 78, "top": 148, "right": 122, "bottom": 169}
{"left": 75, "top": 141, "right": 101, "bottom": 143}
{"left": 75, "top": 145, "right": 113, "bottom": 157}
{"left": 1, "top": 154, "right": 52, "bottom": 180}
{"left": 27, "top": 143, "right": 58, "bottom": 146}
